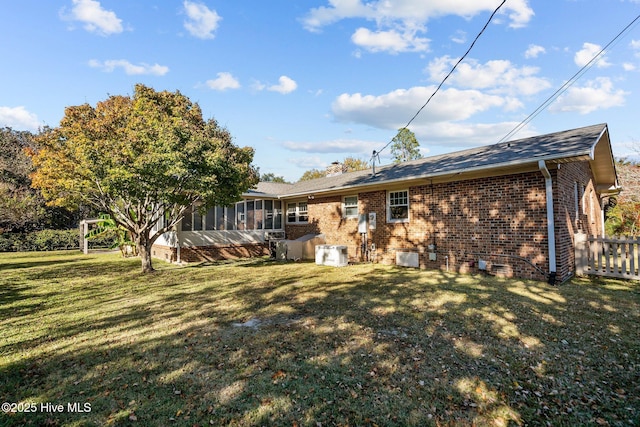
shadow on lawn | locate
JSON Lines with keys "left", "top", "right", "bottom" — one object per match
{"left": 1, "top": 258, "right": 638, "bottom": 426}
{"left": 0, "top": 256, "right": 92, "bottom": 272}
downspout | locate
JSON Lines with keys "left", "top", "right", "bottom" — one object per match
{"left": 600, "top": 196, "right": 606, "bottom": 238}
{"left": 538, "top": 160, "right": 557, "bottom": 284}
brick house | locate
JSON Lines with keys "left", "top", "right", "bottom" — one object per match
{"left": 152, "top": 123, "right": 619, "bottom": 283}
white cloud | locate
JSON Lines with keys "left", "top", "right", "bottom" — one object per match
{"left": 301, "top": 1, "right": 532, "bottom": 54}
{"left": 451, "top": 30, "right": 466, "bottom": 44}
{"left": 302, "top": 0, "right": 534, "bottom": 32}
{"left": 574, "top": 42, "right": 611, "bottom": 68}
{"left": 332, "top": 86, "right": 506, "bottom": 129}
{"left": 287, "top": 156, "right": 327, "bottom": 170}
{"left": 268, "top": 76, "right": 298, "bottom": 94}
{"left": 351, "top": 27, "right": 429, "bottom": 53}
{"left": 282, "top": 138, "right": 379, "bottom": 154}
{"left": 631, "top": 40, "right": 640, "bottom": 59}
{"left": 88, "top": 59, "right": 169, "bottom": 76}
{"left": 426, "top": 56, "right": 551, "bottom": 96}
{"left": 524, "top": 44, "right": 545, "bottom": 59}
{"left": 67, "top": 0, "right": 123, "bottom": 36}
{"left": 409, "top": 121, "right": 538, "bottom": 148}
{"left": 623, "top": 63, "right": 636, "bottom": 71}
{"left": 549, "top": 77, "right": 627, "bottom": 114}
{"left": 183, "top": 1, "right": 221, "bottom": 39}
{"left": 206, "top": 72, "right": 240, "bottom": 91}
{"left": 250, "top": 80, "right": 267, "bottom": 92}
{"left": 0, "top": 106, "right": 40, "bottom": 131}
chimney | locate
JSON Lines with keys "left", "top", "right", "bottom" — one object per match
{"left": 326, "top": 161, "right": 347, "bottom": 177}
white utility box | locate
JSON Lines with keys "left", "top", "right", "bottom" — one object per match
{"left": 315, "top": 245, "right": 348, "bottom": 267}
{"left": 396, "top": 251, "right": 419, "bottom": 268}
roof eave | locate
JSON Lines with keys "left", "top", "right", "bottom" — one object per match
{"left": 279, "top": 152, "right": 594, "bottom": 199}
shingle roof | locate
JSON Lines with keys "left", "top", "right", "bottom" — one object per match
{"left": 248, "top": 123, "right": 617, "bottom": 198}
{"left": 246, "top": 181, "right": 294, "bottom": 198}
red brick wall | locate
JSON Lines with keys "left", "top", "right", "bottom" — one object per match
{"left": 408, "top": 173, "right": 549, "bottom": 280}
{"left": 152, "top": 245, "right": 177, "bottom": 263}
{"left": 151, "top": 243, "right": 268, "bottom": 263}
{"left": 179, "top": 244, "right": 268, "bottom": 262}
{"left": 289, "top": 171, "right": 560, "bottom": 280}
{"left": 285, "top": 195, "right": 362, "bottom": 260}
{"left": 554, "top": 161, "right": 602, "bottom": 281}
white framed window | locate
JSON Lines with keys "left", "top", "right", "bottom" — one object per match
{"left": 299, "top": 201, "right": 308, "bottom": 222}
{"left": 286, "top": 201, "right": 309, "bottom": 223}
{"left": 343, "top": 195, "right": 358, "bottom": 218}
{"left": 388, "top": 190, "right": 409, "bottom": 223}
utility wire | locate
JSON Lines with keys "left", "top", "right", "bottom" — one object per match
{"left": 372, "top": 0, "right": 506, "bottom": 164}
{"left": 499, "top": 12, "right": 640, "bottom": 143}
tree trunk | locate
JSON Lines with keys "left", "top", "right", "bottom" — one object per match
{"left": 137, "top": 233, "right": 155, "bottom": 273}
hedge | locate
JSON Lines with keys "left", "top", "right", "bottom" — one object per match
{"left": 0, "top": 230, "right": 115, "bottom": 252}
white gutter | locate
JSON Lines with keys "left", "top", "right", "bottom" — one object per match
{"left": 538, "top": 160, "right": 557, "bottom": 284}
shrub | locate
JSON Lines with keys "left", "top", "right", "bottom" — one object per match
{"left": 0, "top": 229, "right": 117, "bottom": 252}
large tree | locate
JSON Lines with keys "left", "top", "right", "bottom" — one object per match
{"left": 391, "top": 127, "right": 422, "bottom": 163}
{"left": 0, "top": 128, "right": 43, "bottom": 232}
{"left": 31, "top": 84, "right": 258, "bottom": 272}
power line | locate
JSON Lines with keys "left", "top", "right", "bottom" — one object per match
{"left": 499, "top": 12, "right": 640, "bottom": 143}
{"left": 372, "top": 0, "right": 507, "bottom": 164}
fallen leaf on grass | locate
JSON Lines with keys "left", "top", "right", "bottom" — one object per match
{"left": 272, "top": 370, "right": 286, "bottom": 383}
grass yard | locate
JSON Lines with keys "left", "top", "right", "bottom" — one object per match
{"left": 1, "top": 251, "right": 639, "bottom": 427}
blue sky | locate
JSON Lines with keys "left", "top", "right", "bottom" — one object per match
{"left": 1, "top": 0, "right": 639, "bottom": 182}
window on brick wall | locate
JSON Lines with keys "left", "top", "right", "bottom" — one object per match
{"left": 287, "top": 201, "right": 309, "bottom": 224}
{"left": 343, "top": 195, "right": 358, "bottom": 218}
{"left": 388, "top": 190, "right": 409, "bottom": 222}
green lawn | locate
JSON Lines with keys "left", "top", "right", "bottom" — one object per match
{"left": 1, "top": 251, "right": 638, "bottom": 427}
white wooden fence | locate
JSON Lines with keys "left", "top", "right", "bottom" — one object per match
{"left": 575, "top": 233, "right": 640, "bottom": 280}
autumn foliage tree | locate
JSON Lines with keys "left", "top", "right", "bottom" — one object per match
{"left": 31, "top": 84, "right": 258, "bottom": 272}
